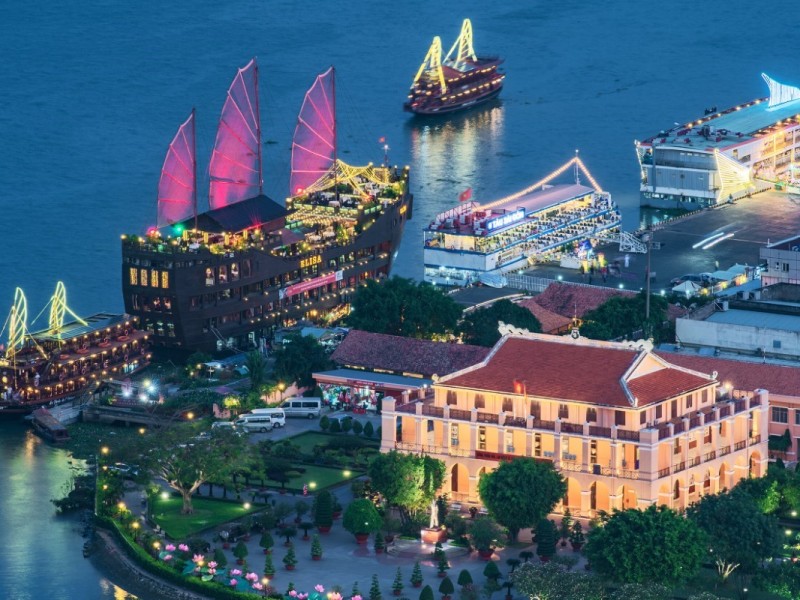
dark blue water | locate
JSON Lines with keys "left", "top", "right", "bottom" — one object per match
{"left": 0, "top": 0, "right": 797, "bottom": 596}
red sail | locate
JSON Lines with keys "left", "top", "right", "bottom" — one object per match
{"left": 209, "top": 58, "right": 262, "bottom": 210}
{"left": 290, "top": 67, "right": 335, "bottom": 196}
{"left": 157, "top": 110, "right": 196, "bottom": 227}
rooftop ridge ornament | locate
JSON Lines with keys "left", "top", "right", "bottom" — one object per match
{"left": 412, "top": 36, "right": 446, "bottom": 94}
{"left": 443, "top": 19, "right": 477, "bottom": 71}
{"left": 762, "top": 73, "right": 800, "bottom": 110}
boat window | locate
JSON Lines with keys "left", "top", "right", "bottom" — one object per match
{"left": 161, "top": 271, "right": 169, "bottom": 289}
{"left": 129, "top": 268, "right": 138, "bottom": 286}
{"left": 205, "top": 268, "right": 214, "bottom": 286}
{"left": 140, "top": 269, "right": 149, "bottom": 287}
{"left": 242, "top": 260, "right": 251, "bottom": 278}
{"left": 150, "top": 270, "right": 159, "bottom": 288}
{"left": 218, "top": 265, "right": 228, "bottom": 284}
{"left": 231, "top": 263, "right": 239, "bottom": 281}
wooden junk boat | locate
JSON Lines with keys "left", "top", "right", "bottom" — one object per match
{"left": 404, "top": 19, "right": 505, "bottom": 115}
{"left": 31, "top": 408, "right": 70, "bottom": 442}
{"left": 0, "top": 283, "right": 150, "bottom": 414}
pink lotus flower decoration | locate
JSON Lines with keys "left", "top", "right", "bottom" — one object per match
{"left": 165, "top": 544, "right": 176, "bottom": 552}
{"left": 178, "top": 543, "right": 190, "bottom": 552}
{"left": 163, "top": 554, "right": 173, "bottom": 561}
{"left": 208, "top": 568, "right": 217, "bottom": 575}
{"left": 298, "top": 593, "right": 309, "bottom": 600}
{"left": 231, "top": 569, "right": 242, "bottom": 576}
{"left": 208, "top": 561, "right": 218, "bottom": 569}
{"left": 329, "top": 593, "right": 342, "bottom": 600}
{"left": 315, "top": 585, "right": 326, "bottom": 593}
{"left": 352, "top": 595, "right": 363, "bottom": 600}
{"left": 253, "top": 583, "right": 264, "bottom": 591}
{"left": 246, "top": 572, "right": 259, "bottom": 582}
{"left": 289, "top": 591, "right": 298, "bottom": 597}
{"left": 230, "top": 579, "right": 238, "bottom": 587}
{"left": 192, "top": 553, "right": 204, "bottom": 563}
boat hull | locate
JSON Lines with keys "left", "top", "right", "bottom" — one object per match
{"left": 405, "top": 85, "right": 503, "bottom": 116}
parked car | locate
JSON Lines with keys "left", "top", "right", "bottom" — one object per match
{"left": 234, "top": 414, "right": 274, "bottom": 433}
{"left": 109, "top": 463, "right": 139, "bottom": 478}
{"left": 280, "top": 397, "right": 322, "bottom": 419}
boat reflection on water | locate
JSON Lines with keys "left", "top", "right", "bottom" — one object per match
{"left": 394, "top": 100, "right": 505, "bottom": 280}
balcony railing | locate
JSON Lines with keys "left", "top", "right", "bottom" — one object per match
{"left": 394, "top": 441, "right": 471, "bottom": 457}
{"left": 674, "top": 461, "right": 687, "bottom": 473}
{"left": 617, "top": 429, "right": 641, "bottom": 442}
{"left": 734, "top": 440, "right": 747, "bottom": 451}
{"left": 395, "top": 402, "right": 417, "bottom": 414}
{"left": 657, "top": 467, "right": 671, "bottom": 478}
{"left": 703, "top": 450, "right": 717, "bottom": 462}
{"left": 589, "top": 425, "right": 611, "bottom": 439}
{"left": 719, "top": 446, "right": 731, "bottom": 456}
{"left": 689, "top": 416, "right": 701, "bottom": 429}
{"left": 734, "top": 400, "right": 747, "bottom": 413}
{"left": 751, "top": 434, "right": 762, "bottom": 444}
{"left": 689, "top": 456, "right": 701, "bottom": 468}
{"left": 719, "top": 405, "right": 731, "bottom": 418}
{"left": 449, "top": 408, "right": 471, "bottom": 421}
{"left": 561, "top": 422, "right": 583, "bottom": 434}
{"left": 421, "top": 405, "right": 444, "bottom": 418}
{"left": 532, "top": 419, "right": 556, "bottom": 431}
{"left": 505, "top": 417, "right": 527, "bottom": 428}
{"left": 476, "top": 412, "right": 499, "bottom": 424}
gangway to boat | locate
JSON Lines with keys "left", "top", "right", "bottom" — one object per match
{"left": 594, "top": 230, "right": 647, "bottom": 253}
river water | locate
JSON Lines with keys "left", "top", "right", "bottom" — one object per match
{"left": 0, "top": 0, "right": 797, "bottom": 596}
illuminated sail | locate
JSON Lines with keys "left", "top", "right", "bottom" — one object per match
{"left": 444, "top": 19, "right": 477, "bottom": 71}
{"left": 157, "top": 110, "right": 196, "bottom": 227}
{"left": 5, "top": 288, "right": 28, "bottom": 360}
{"left": 48, "top": 282, "right": 87, "bottom": 338}
{"left": 209, "top": 58, "right": 262, "bottom": 209}
{"left": 290, "top": 67, "right": 336, "bottom": 196}
{"left": 412, "top": 36, "right": 446, "bottom": 94}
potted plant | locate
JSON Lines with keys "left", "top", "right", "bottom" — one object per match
{"left": 438, "top": 577, "right": 454, "bottom": 600}
{"left": 383, "top": 514, "right": 401, "bottom": 544}
{"left": 280, "top": 526, "right": 297, "bottom": 546}
{"left": 219, "top": 529, "right": 231, "bottom": 549}
{"left": 559, "top": 509, "right": 572, "bottom": 548}
{"left": 343, "top": 498, "right": 382, "bottom": 544}
{"left": 370, "top": 574, "right": 382, "bottom": 600}
{"left": 456, "top": 570, "right": 472, "bottom": 589}
{"left": 536, "top": 519, "right": 556, "bottom": 563}
{"left": 436, "top": 553, "right": 449, "bottom": 578}
{"left": 411, "top": 561, "right": 424, "bottom": 588}
{"left": 419, "top": 585, "right": 434, "bottom": 600}
{"left": 569, "top": 521, "right": 585, "bottom": 552}
{"left": 282, "top": 544, "right": 297, "bottom": 571}
{"left": 483, "top": 561, "right": 501, "bottom": 583}
{"left": 263, "top": 553, "right": 275, "bottom": 578}
{"left": 503, "top": 582, "right": 513, "bottom": 600}
{"left": 213, "top": 547, "right": 228, "bottom": 569}
{"left": 299, "top": 521, "right": 314, "bottom": 540}
{"left": 314, "top": 490, "right": 333, "bottom": 533}
{"left": 295, "top": 500, "right": 309, "bottom": 524}
{"left": 505, "top": 559, "right": 520, "bottom": 573}
{"left": 392, "top": 567, "right": 404, "bottom": 596}
{"left": 310, "top": 534, "right": 323, "bottom": 561}
{"left": 374, "top": 534, "right": 386, "bottom": 554}
{"left": 259, "top": 531, "right": 274, "bottom": 554}
{"left": 469, "top": 517, "right": 502, "bottom": 560}
{"left": 233, "top": 540, "right": 249, "bottom": 565}
{"left": 518, "top": 551, "right": 533, "bottom": 564}
{"left": 241, "top": 515, "right": 254, "bottom": 541}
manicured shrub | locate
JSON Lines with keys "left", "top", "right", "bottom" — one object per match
{"left": 364, "top": 422, "right": 374, "bottom": 438}
{"left": 314, "top": 490, "right": 333, "bottom": 529}
{"left": 353, "top": 420, "right": 364, "bottom": 436}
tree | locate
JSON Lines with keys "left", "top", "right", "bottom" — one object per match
{"left": 419, "top": 585, "right": 435, "bottom": 600}
{"left": 686, "top": 488, "right": 780, "bottom": 581}
{"left": 314, "top": 490, "right": 333, "bottom": 529}
{"left": 478, "top": 458, "right": 566, "bottom": 542}
{"left": 263, "top": 552, "right": 275, "bottom": 577}
{"left": 458, "top": 300, "right": 541, "bottom": 347}
{"left": 310, "top": 534, "right": 323, "bottom": 559}
{"left": 234, "top": 540, "right": 249, "bottom": 564}
{"left": 348, "top": 277, "right": 461, "bottom": 339}
{"left": 535, "top": 519, "right": 556, "bottom": 562}
{"left": 140, "top": 425, "right": 246, "bottom": 514}
{"left": 579, "top": 291, "right": 668, "bottom": 341}
{"left": 364, "top": 421, "right": 375, "bottom": 438}
{"left": 214, "top": 547, "right": 228, "bottom": 568}
{"left": 343, "top": 498, "right": 382, "bottom": 536}
{"left": 470, "top": 517, "right": 504, "bottom": 553}
{"left": 411, "top": 561, "right": 424, "bottom": 587}
{"left": 439, "top": 577, "right": 455, "bottom": 599}
{"left": 273, "top": 334, "right": 332, "bottom": 388}
{"left": 259, "top": 531, "right": 274, "bottom": 554}
{"left": 353, "top": 420, "right": 364, "bottom": 436}
{"left": 585, "top": 505, "right": 707, "bottom": 586}
{"left": 368, "top": 452, "right": 446, "bottom": 524}
{"left": 282, "top": 544, "right": 297, "bottom": 569}
{"left": 370, "top": 573, "right": 383, "bottom": 600}
{"left": 511, "top": 562, "right": 604, "bottom": 600}
{"left": 393, "top": 567, "right": 404, "bottom": 595}
{"left": 558, "top": 509, "right": 572, "bottom": 547}
{"left": 245, "top": 350, "right": 267, "bottom": 391}
{"left": 457, "top": 570, "right": 473, "bottom": 587}
{"left": 483, "top": 561, "right": 501, "bottom": 582}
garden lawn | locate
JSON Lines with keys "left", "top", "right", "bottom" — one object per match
{"left": 151, "top": 496, "right": 261, "bottom": 539}
{"left": 279, "top": 464, "right": 361, "bottom": 492}
{"left": 283, "top": 431, "right": 379, "bottom": 455}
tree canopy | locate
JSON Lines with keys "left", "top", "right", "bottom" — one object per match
{"left": 579, "top": 291, "right": 667, "bottom": 341}
{"left": 477, "top": 458, "right": 566, "bottom": 542}
{"left": 686, "top": 487, "right": 780, "bottom": 579}
{"left": 273, "top": 334, "right": 332, "bottom": 388}
{"left": 512, "top": 562, "right": 605, "bottom": 600}
{"left": 584, "top": 505, "right": 707, "bottom": 586}
{"left": 348, "top": 277, "right": 461, "bottom": 339}
{"left": 458, "top": 299, "right": 541, "bottom": 347}
{"left": 367, "top": 451, "right": 446, "bottom": 523}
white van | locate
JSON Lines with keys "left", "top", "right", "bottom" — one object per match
{"left": 234, "top": 414, "right": 274, "bottom": 433}
{"left": 280, "top": 397, "right": 322, "bottom": 419}
{"left": 248, "top": 408, "right": 286, "bottom": 427}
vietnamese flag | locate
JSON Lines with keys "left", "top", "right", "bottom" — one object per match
{"left": 378, "top": 136, "right": 386, "bottom": 143}
{"left": 459, "top": 187, "right": 472, "bottom": 202}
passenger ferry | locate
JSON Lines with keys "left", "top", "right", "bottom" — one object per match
{"left": 423, "top": 156, "right": 620, "bottom": 286}
{"left": 636, "top": 73, "right": 800, "bottom": 209}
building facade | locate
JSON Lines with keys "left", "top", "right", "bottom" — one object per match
{"left": 381, "top": 330, "right": 768, "bottom": 516}
{"left": 761, "top": 235, "right": 800, "bottom": 286}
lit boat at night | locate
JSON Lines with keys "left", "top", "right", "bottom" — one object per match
{"left": 404, "top": 19, "right": 505, "bottom": 115}
{"left": 0, "top": 284, "right": 149, "bottom": 414}
{"left": 423, "top": 156, "right": 621, "bottom": 286}
{"left": 122, "top": 59, "right": 412, "bottom": 352}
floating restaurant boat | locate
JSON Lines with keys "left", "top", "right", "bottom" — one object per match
{"left": 404, "top": 19, "right": 505, "bottom": 115}
{"left": 636, "top": 73, "right": 800, "bottom": 209}
{"left": 423, "top": 156, "right": 621, "bottom": 286}
{"left": 0, "top": 284, "right": 149, "bottom": 414}
{"left": 31, "top": 408, "right": 70, "bottom": 442}
{"left": 121, "top": 59, "right": 412, "bottom": 352}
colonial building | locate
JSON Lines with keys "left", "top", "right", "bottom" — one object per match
{"left": 381, "top": 328, "right": 768, "bottom": 516}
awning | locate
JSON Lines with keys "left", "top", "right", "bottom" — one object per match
{"left": 312, "top": 368, "right": 432, "bottom": 391}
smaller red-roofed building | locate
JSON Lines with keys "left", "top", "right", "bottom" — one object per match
{"left": 381, "top": 329, "right": 768, "bottom": 514}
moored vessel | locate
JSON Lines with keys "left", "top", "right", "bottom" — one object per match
{"left": 404, "top": 19, "right": 505, "bottom": 115}
{"left": 122, "top": 60, "right": 412, "bottom": 352}
{"left": 423, "top": 156, "right": 621, "bottom": 286}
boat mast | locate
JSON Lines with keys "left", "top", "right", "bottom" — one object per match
{"left": 192, "top": 107, "right": 198, "bottom": 231}
{"left": 254, "top": 59, "right": 264, "bottom": 196}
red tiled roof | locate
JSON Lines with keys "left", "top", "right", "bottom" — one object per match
{"left": 657, "top": 352, "right": 800, "bottom": 398}
{"left": 516, "top": 298, "right": 573, "bottom": 333}
{"left": 331, "top": 330, "right": 491, "bottom": 378}
{"left": 443, "top": 337, "right": 712, "bottom": 407}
